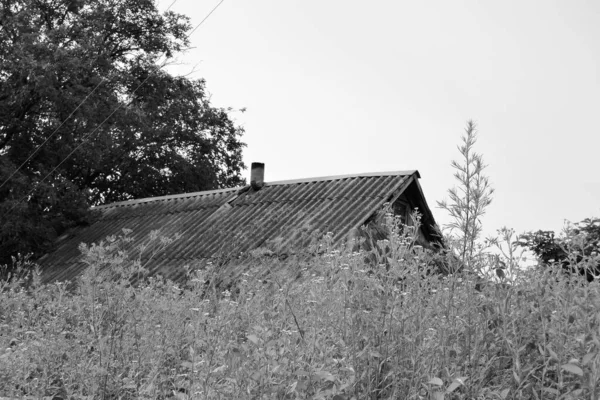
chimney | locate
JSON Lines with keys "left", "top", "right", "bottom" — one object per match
{"left": 250, "top": 162, "right": 265, "bottom": 190}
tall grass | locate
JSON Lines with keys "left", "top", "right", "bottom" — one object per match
{"left": 1, "top": 215, "right": 600, "bottom": 400}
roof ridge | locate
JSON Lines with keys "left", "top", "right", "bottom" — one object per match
{"left": 267, "top": 170, "right": 418, "bottom": 185}
{"left": 94, "top": 170, "right": 419, "bottom": 209}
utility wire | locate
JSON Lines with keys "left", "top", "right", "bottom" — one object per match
{"left": 0, "top": 77, "right": 107, "bottom": 193}
{"left": 188, "top": 0, "right": 225, "bottom": 37}
{"left": 0, "top": 0, "right": 179, "bottom": 193}
{"left": 2, "top": 0, "right": 225, "bottom": 215}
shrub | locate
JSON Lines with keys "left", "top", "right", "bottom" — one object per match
{"left": 2, "top": 216, "right": 600, "bottom": 399}
{"left": 520, "top": 217, "right": 600, "bottom": 281}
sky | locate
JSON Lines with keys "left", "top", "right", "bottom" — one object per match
{"left": 158, "top": 0, "right": 599, "bottom": 240}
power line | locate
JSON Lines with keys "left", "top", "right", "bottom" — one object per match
{"left": 23, "top": 60, "right": 170, "bottom": 200}
{"left": 0, "top": 0, "right": 179, "bottom": 193}
{"left": 188, "top": 0, "right": 225, "bottom": 38}
{"left": 2, "top": 0, "right": 225, "bottom": 215}
{"left": 0, "top": 77, "right": 107, "bottom": 193}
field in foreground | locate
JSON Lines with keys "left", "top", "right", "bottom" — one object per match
{"left": 1, "top": 227, "right": 600, "bottom": 400}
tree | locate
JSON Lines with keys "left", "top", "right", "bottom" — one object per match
{"left": 519, "top": 217, "right": 600, "bottom": 281}
{"left": 437, "top": 121, "right": 494, "bottom": 272}
{"left": 0, "top": 0, "right": 246, "bottom": 265}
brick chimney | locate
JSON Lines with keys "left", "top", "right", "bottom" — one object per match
{"left": 250, "top": 162, "right": 265, "bottom": 190}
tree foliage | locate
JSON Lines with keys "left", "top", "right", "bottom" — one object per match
{"left": 0, "top": 0, "right": 246, "bottom": 265}
{"left": 519, "top": 217, "right": 600, "bottom": 281}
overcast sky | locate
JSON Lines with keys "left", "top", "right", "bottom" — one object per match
{"left": 158, "top": 0, "right": 599, "bottom": 239}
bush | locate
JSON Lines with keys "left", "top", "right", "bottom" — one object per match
{"left": 1, "top": 218, "right": 600, "bottom": 399}
{"left": 520, "top": 217, "right": 600, "bottom": 281}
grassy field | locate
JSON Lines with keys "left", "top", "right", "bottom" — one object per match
{"left": 1, "top": 218, "right": 599, "bottom": 400}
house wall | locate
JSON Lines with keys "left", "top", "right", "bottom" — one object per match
{"left": 392, "top": 194, "right": 431, "bottom": 249}
{"left": 349, "top": 194, "right": 433, "bottom": 255}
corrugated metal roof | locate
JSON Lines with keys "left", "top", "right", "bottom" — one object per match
{"left": 39, "top": 170, "right": 424, "bottom": 284}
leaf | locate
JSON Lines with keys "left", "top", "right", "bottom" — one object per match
{"left": 455, "top": 376, "right": 468, "bottom": 385}
{"left": 314, "top": 370, "right": 335, "bottom": 382}
{"left": 288, "top": 381, "right": 297, "bottom": 393}
{"left": 251, "top": 371, "right": 261, "bottom": 381}
{"left": 212, "top": 365, "right": 227, "bottom": 374}
{"left": 173, "top": 392, "right": 187, "bottom": 400}
{"left": 582, "top": 352, "right": 596, "bottom": 366}
{"left": 542, "top": 387, "right": 560, "bottom": 395}
{"left": 432, "top": 391, "right": 445, "bottom": 400}
{"left": 500, "top": 388, "right": 510, "bottom": 399}
{"left": 180, "top": 361, "right": 193, "bottom": 369}
{"left": 428, "top": 377, "right": 444, "bottom": 386}
{"left": 513, "top": 370, "right": 520, "bottom": 384}
{"left": 369, "top": 351, "right": 382, "bottom": 359}
{"left": 446, "top": 381, "right": 461, "bottom": 393}
{"left": 247, "top": 334, "right": 259, "bottom": 345}
{"left": 561, "top": 363, "right": 583, "bottom": 376}
{"left": 296, "top": 380, "right": 307, "bottom": 391}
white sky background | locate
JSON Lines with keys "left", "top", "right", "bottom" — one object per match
{"left": 158, "top": 0, "right": 599, "bottom": 239}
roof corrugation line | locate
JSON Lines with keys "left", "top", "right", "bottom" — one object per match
{"left": 39, "top": 171, "right": 417, "bottom": 284}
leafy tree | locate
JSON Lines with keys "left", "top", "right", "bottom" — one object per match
{"left": 519, "top": 217, "right": 600, "bottom": 281}
{"left": 437, "top": 121, "right": 494, "bottom": 272}
{"left": 0, "top": 0, "right": 246, "bottom": 265}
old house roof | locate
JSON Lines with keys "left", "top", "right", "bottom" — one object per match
{"left": 38, "top": 169, "right": 439, "bottom": 284}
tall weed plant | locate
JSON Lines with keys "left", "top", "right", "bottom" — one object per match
{"left": 437, "top": 120, "right": 494, "bottom": 274}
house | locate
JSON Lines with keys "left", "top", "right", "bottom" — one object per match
{"left": 38, "top": 163, "right": 441, "bottom": 284}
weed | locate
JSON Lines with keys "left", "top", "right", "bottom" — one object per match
{"left": 1, "top": 214, "right": 599, "bottom": 399}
